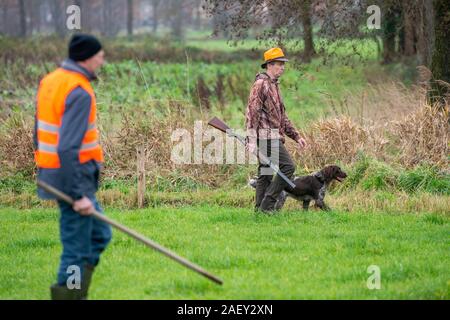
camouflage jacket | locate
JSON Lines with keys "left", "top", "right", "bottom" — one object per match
{"left": 245, "top": 72, "right": 300, "bottom": 144}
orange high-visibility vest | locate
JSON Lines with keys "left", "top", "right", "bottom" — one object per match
{"left": 35, "top": 68, "right": 103, "bottom": 169}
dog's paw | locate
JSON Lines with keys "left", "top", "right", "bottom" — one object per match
{"left": 248, "top": 177, "right": 257, "bottom": 189}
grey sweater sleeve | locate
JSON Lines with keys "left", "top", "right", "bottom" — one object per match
{"left": 57, "top": 86, "right": 92, "bottom": 199}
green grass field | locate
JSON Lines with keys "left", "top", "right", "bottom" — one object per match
{"left": 1, "top": 35, "right": 448, "bottom": 300}
{"left": 1, "top": 205, "right": 448, "bottom": 299}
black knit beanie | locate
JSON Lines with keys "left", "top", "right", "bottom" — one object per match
{"left": 68, "top": 34, "right": 102, "bottom": 62}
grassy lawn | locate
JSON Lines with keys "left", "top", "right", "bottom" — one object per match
{"left": 1, "top": 36, "right": 447, "bottom": 301}
{"left": 7, "top": 58, "right": 372, "bottom": 129}
{"left": 1, "top": 205, "right": 448, "bottom": 299}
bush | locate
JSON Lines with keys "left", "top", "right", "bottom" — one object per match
{"left": 398, "top": 166, "right": 450, "bottom": 195}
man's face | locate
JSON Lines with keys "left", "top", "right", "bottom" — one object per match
{"left": 84, "top": 50, "right": 105, "bottom": 73}
{"left": 267, "top": 61, "right": 285, "bottom": 78}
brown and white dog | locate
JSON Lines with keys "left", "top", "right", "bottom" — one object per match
{"left": 249, "top": 165, "right": 347, "bottom": 211}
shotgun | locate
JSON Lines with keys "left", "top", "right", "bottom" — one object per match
{"left": 208, "top": 117, "right": 296, "bottom": 189}
{"left": 37, "top": 180, "right": 223, "bottom": 285}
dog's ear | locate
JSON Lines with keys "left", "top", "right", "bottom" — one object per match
{"left": 334, "top": 166, "right": 341, "bottom": 176}
{"left": 322, "top": 166, "right": 333, "bottom": 180}
{"left": 333, "top": 166, "right": 340, "bottom": 178}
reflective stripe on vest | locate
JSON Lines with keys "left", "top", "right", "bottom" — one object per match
{"left": 38, "top": 120, "right": 60, "bottom": 134}
{"left": 37, "top": 141, "right": 100, "bottom": 154}
{"left": 38, "top": 142, "right": 58, "bottom": 153}
{"left": 35, "top": 68, "right": 103, "bottom": 168}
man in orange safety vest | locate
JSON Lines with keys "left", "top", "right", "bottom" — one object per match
{"left": 34, "top": 34, "right": 111, "bottom": 300}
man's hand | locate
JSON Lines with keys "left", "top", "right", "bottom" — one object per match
{"left": 246, "top": 141, "right": 258, "bottom": 155}
{"left": 296, "top": 137, "right": 307, "bottom": 152}
{"left": 245, "top": 136, "right": 258, "bottom": 155}
{"left": 73, "top": 196, "right": 95, "bottom": 216}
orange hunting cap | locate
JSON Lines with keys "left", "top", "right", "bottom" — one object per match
{"left": 261, "top": 47, "right": 289, "bottom": 68}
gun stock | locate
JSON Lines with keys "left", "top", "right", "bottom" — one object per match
{"left": 208, "top": 117, "right": 231, "bottom": 133}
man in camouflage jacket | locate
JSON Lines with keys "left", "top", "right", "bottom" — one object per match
{"left": 245, "top": 48, "right": 307, "bottom": 212}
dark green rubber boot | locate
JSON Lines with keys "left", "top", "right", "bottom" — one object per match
{"left": 80, "top": 264, "right": 95, "bottom": 300}
{"left": 50, "top": 284, "right": 83, "bottom": 300}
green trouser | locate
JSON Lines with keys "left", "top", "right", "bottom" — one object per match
{"left": 255, "top": 139, "right": 296, "bottom": 212}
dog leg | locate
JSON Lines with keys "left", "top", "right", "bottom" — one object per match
{"left": 274, "top": 191, "right": 287, "bottom": 211}
{"left": 314, "top": 185, "right": 331, "bottom": 211}
{"left": 315, "top": 199, "right": 331, "bottom": 211}
{"left": 302, "top": 200, "right": 310, "bottom": 211}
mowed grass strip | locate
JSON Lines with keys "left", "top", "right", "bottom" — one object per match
{"left": 0, "top": 206, "right": 448, "bottom": 299}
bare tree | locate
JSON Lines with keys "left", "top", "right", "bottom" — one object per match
{"left": 151, "top": 0, "right": 161, "bottom": 33}
{"left": 401, "top": 0, "right": 417, "bottom": 56}
{"left": 30, "top": 0, "right": 43, "bottom": 34}
{"left": 381, "top": 3, "right": 400, "bottom": 64}
{"left": 417, "top": 0, "right": 435, "bottom": 67}
{"left": 127, "top": 0, "right": 134, "bottom": 37}
{"left": 51, "top": 0, "right": 66, "bottom": 37}
{"left": 430, "top": 0, "right": 450, "bottom": 104}
{"left": 102, "top": 0, "right": 111, "bottom": 36}
{"left": 299, "top": 0, "right": 315, "bottom": 62}
{"left": 102, "top": 0, "right": 121, "bottom": 37}
{"left": 1, "top": 0, "right": 8, "bottom": 35}
{"left": 167, "top": 0, "right": 185, "bottom": 40}
{"left": 18, "top": 0, "right": 26, "bottom": 37}
{"left": 205, "top": 0, "right": 317, "bottom": 62}
{"left": 193, "top": 0, "right": 202, "bottom": 30}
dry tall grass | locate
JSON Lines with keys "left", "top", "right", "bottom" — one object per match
{"left": 0, "top": 112, "right": 35, "bottom": 177}
{"left": 392, "top": 104, "right": 449, "bottom": 168}
{"left": 0, "top": 82, "right": 448, "bottom": 189}
{"left": 295, "top": 82, "right": 449, "bottom": 171}
{"left": 299, "top": 116, "right": 381, "bottom": 167}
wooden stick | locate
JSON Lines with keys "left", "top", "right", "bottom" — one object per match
{"left": 37, "top": 180, "right": 223, "bottom": 285}
{"left": 136, "top": 146, "right": 146, "bottom": 208}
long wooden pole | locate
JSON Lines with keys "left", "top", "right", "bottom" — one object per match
{"left": 37, "top": 180, "right": 223, "bottom": 285}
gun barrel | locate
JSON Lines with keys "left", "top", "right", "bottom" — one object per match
{"left": 207, "top": 117, "right": 296, "bottom": 189}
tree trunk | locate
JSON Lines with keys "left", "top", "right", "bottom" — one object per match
{"left": 80, "top": 0, "right": 91, "bottom": 33}
{"left": 402, "top": 1, "right": 416, "bottom": 56}
{"left": 151, "top": 0, "right": 160, "bottom": 33}
{"left": 73, "top": 0, "right": 91, "bottom": 32}
{"left": 127, "top": 0, "right": 133, "bottom": 38}
{"left": 102, "top": 0, "right": 108, "bottom": 36}
{"left": 171, "top": 1, "right": 184, "bottom": 40}
{"left": 19, "top": 0, "right": 27, "bottom": 37}
{"left": 1, "top": 1, "right": 8, "bottom": 35}
{"left": 31, "top": 0, "right": 42, "bottom": 34}
{"left": 102, "top": 0, "right": 113, "bottom": 36}
{"left": 194, "top": 0, "right": 202, "bottom": 30}
{"left": 300, "top": 0, "right": 315, "bottom": 63}
{"left": 429, "top": 0, "right": 450, "bottom": 105}
{"left": 52, "top": 0, "right": 66, "bottom": 37}
{"left": 381, "top": 7, "right": 398, "bottom": 64}
{"left": 418, "top": 0, "right": 435, "bottom": 67}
